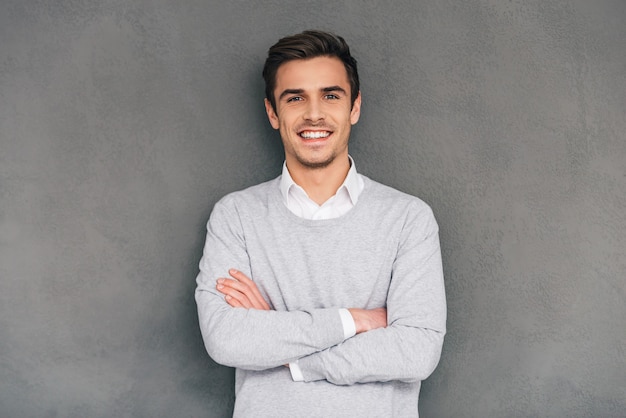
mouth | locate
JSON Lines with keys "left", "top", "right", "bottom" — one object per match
{"left": 299, "top": 130, "right": 332, "bottom": 140}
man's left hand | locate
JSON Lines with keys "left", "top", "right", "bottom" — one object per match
{"left": 216, "top": 269, "right": 271, "bottom": 310}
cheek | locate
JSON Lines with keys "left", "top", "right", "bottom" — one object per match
{"left": 277, "top": 113, "right": 295, "bottom": 131}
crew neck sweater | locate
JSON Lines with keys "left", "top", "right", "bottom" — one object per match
{"left": 195, "top": 175, "right": 446, "bottom": 418}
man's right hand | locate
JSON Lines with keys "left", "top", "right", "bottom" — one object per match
{"left": 348, "top": 308, "right": 387, "bottom": 334}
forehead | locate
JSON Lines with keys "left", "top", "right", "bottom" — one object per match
{"left": 274, "top": 56, "right": 350, "bottom": 91}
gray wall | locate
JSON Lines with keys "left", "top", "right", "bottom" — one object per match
{"left": 1, "top": 1, "right": 624, "bottom": 417}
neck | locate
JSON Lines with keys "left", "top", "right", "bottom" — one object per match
{"left": 287, "top": 155, "right": 351, "bottom": 205}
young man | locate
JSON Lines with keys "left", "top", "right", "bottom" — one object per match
{"left": 195, "top": 30, "right": 446, "bottom": 417}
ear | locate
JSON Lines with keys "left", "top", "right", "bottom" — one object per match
{"left": 264, "top": 99, "right": 280, "bottom": 130}
{"left": 350, "top": 91, "right": 362, "bottom": 125}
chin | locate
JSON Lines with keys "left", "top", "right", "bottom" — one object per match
{"left": 296, "top": 155, "right": 335, "bottom": 169}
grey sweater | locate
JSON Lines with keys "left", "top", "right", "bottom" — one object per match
{"left": 195, "top": 175, "right": 446, "bottom": 418}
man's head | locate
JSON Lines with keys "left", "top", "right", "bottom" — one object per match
{"left": 262, "top": 30, "right": 362, "bottom": 171}
{"left": 262, "top": 30, "right": 360, "bottom": 112}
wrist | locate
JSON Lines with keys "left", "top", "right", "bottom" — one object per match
{"left": 348, "top": 307, "right": 387, "bottom": 334}
{"left": 348, "top": 308, "right": 366, "bottom": 333}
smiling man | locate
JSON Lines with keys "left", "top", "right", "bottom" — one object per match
{"left": 195, "top": 30, "right": 446, "bottom": 417}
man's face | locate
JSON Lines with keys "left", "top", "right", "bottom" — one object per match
{"left": 265, "top": 56, "right": 361, "bottom": 170}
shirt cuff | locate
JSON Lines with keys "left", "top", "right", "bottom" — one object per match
{"left": 338, "top": 308, "right": 356, "bottom": 339}
{"left": 289, "top": 362, "right": 305, "bottom": 382}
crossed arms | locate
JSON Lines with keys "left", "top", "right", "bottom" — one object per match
{"left": 217, "top": 268, "right": 388, "bottom": 334}
{"left": 195, "top": 198, "right": 446, "bottom": 385}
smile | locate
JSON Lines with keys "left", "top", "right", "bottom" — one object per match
{"left": 299, "top": 130, "right": 331, "bottom": 139}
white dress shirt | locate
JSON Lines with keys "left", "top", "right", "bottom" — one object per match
{"left": 279, "top": 156, "right": 364, "bottom": 381}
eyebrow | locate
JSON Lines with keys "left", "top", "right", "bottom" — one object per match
{"left": 278, "top": 89, "right": 304, "bottom": 100}
{"left": 322, "top": 86, "right": 347, "bottom": 95}
{"left": 278, "top": 85, "right": 348, "bottom": 101}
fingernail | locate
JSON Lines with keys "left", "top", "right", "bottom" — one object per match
{"left": 217, "top": 278, "right": 224, "bottom": 284}
{"left": 229, "top": 269, "right": 237, "bottom": 274}
{"left": 217, "top": 284, "right": 223, "bottom": 290}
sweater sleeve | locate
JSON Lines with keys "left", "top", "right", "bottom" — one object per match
{"left": 195, "top": 199, "right": 347, "bottom": 370}
{"left": 294, "top": 204, "right": 447, "bottom": 385}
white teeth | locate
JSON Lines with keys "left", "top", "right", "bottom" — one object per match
{"left": 300, "top": 131, "right": 330, "bottom": 139}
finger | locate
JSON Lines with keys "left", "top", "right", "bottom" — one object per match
{"left": 229, "top": 269, "right": 271, "bottom": 310}
{"left": 224, "top": 272, "right": 270, "bottom": 310}
{"left": 217, "top": 282, "right": 253, "bottom": 308}
{"left": 224, "top": 294, "right": 245, "bottom": 308}
{"left": 218, "top": 277, "right": 268, "bottom": 310}
{"left": 218, "top": 278, "right": 256, "bottom": 300}
{"left": 225, "top": 290, "right": 252, "bottom": 308}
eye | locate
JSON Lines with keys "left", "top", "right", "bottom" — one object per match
{"left": 324, "top": 94, "right": 340, "bottom": 100}
{"left": 286, "top": 96, "right": 303, "bottom": 103}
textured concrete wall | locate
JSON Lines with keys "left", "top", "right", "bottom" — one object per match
{"left": 1, "top": 1, "right": 624, "bottom": 417}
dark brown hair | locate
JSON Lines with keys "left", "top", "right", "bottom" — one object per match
{"left": 262, "top": 30, "right": 360, "bottom": 111}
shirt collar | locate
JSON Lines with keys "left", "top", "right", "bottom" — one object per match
{"left": 279, "top": 155, "right": 362, "bottom": 206}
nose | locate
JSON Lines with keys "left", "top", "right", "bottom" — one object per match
{"left": 303, "top": 98, "right": 325, "bottom": 122}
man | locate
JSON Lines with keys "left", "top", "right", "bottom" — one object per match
{"left": 195, "top": 30, "right": 446, "bottom": 417}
